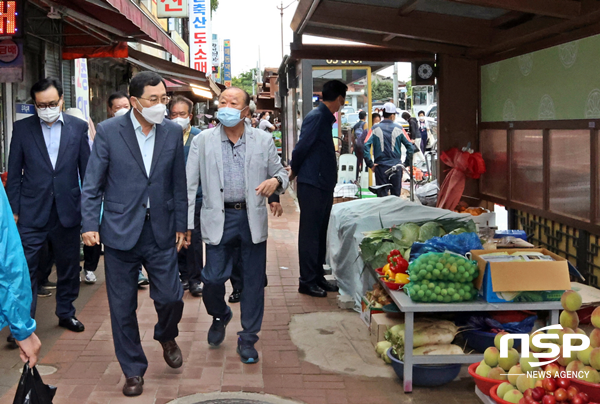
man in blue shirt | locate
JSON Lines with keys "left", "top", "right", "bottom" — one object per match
{"left": 289, "top": 80, "right": 347, "bottom": 298}
{"left": 363, "top": 102, "right": 414, "bottom": 197}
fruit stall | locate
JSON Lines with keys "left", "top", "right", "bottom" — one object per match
{"left": 326, "top": 196, "right": 600, "bottom": 401}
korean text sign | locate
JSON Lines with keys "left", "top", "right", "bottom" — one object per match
{"left": 158, "top": 0, "right": 188, "bottom": 18}
{"left": 188, "top": 0, "right": 211, "bottom": 75}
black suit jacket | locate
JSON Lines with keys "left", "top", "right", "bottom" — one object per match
{"left": 6, "top": 114, "right": 90, "bottom": 228}
{"left": 81, "top": 110, "right": 187, "bottom": 251}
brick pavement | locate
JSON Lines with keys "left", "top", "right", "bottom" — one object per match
{"left": 0, "top": 194, "right": 480, "bottom": 404}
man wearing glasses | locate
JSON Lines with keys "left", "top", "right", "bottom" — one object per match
{"left": 81, "top": 72, "right": 188, "bottom": 397}
{"left": 6, "top": 77, "right": 90, "bottom": 336}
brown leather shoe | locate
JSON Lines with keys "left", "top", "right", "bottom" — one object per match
{"left": 123, "top": 376, "right": 143, "bottom": 397}
{"left": 160, "top": 340, "right": 183, "bottom": 368}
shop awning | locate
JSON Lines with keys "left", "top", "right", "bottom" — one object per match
{"left": 127, "top": 48, "right": 221, "bottom": 98}
{"left": 291, "top": 0, "right": 600, "bottom": 60}
{"left": 42, "top": 0, "right": 185, "bottom": 60}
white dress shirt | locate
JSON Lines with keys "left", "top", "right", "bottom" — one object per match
{"left": 130, "top": 111, "right": 156, "bottom": 207}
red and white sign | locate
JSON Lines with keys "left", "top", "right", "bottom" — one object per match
{"left": 158, "top": 0, "right": 188, "bottom": 18}
{"left": 0, "top": 39, "right": 18, "bottom": 63}
{"left": 188, "top": 0, "right": 211, "bottom": 76}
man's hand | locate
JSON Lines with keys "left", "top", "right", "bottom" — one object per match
{"left": 269, "top": 202, "right": 283, "bottom": 217}
{"left": 13, "top": 214, "right": 18, "bottom": 224}
{"left": 255, "top": 178, "right": 279, "bottom": 197}
{"left": 285, "top": 166, "right": 296, "bottom": 181}
{"left": 16, "top": 333, "right": 41, "bottom": 367}
{"left": 82, "top": 231, "right": 100, "bottom": 246}
{"left": 176, "top": 232, "right": 187, "bottom": 252}
{"left": 186, "top": 230, "right": 192, "bottom": 247}
{"left": 372, "top": 164, "right": 379, "bottom": 169}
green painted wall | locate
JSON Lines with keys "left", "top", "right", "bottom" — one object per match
{"left": 481, "top": 34, "right": 600, "bottom": 122}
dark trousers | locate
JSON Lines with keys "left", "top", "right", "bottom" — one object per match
{"left": 297, "top": 183, "right": 333, "bottom": 288}
{"left": 83, "top": 244, "right": 102, "bottom": 272}
{"left": 104, "top": 220, "right": 184, "bottom": 378}
{"left": 38, "top": 241, "right": 55, "bottom": 286}
{"left": 202, "top": 209, "right": 266, "bottom": 344}
{"left": 178, "top": 199, "right": 203, "bottom": 284}
{"left": 229, "top": 247, "right": 243, "bottom": 291}
{"left": 18, "top": 203, "right": 81, "bottom": 319}
{"left": 374, "top": 164, "right": 402, "bottom": 197}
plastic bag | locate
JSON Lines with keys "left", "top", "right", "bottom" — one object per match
{"left": 13, "top": 363, "right": 56, "bottom": 404}
{"left": 410, "top": 232, "right": 483, "bottom": 260}
{"left": 416, "top": 180, "right": 438, "bottom": 206}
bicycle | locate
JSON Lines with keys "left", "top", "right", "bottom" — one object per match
{"left": 368, "top": 161, "right": 431, "bottom": 202}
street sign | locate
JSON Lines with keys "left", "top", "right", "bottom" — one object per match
{"left": 223, "top": 39, "right": 231, "bottom": 87}
{"left": 158, "top": 0, "right": 188, "bottom": 18}
{"left": 0, "top": 39, "right": 18, "bottom": 63}
{"left": 0, "top": 39, "right": 22, "bottom": 82}
{"left": 75, "top": 59, "right": 90, "bottom": 121}
{"left": 188, "top": 0, "right": 212, "bottom": 76}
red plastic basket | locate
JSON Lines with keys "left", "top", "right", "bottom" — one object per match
{"left": 570, "top": 378, "right": 600, "bottom": 401}
{"left": 383, "top": 280, "right": 403, "bottom": 290}
{"left": 468, "top": 362, "right": 504, "bottom": 396}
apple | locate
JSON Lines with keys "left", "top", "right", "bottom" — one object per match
{"left": 532, "top": 387, "right": 545, "bottom": 401}
{"left": 545, "top": 363, "right": 560, "bottom": 378}
{"left": 567, "top": 385, "right": 580, "bottom": 400}
{"left": 590, "top": 328, "right": 600, "bottom": 348}
{"left": 576, "top": 392, "right": 590, "bottom": 403}
{"left": 495, "top": 331, "right": 512, "bottom": 350}
{"left": 504, "top": 389, "right": 524, "bottom": 404}
{"left": 561, "top": 290, "right": 583, "bottom": 311}
{"left": 543, "top": 377, "right": 558, "bottom": 393}
{"left": 497, "top": 382, "right": 514, "bottom": 399}
{"left": 484, "top": 346, "right": 500, "bottom": 367}
{"left": 542, "top": 395, "right": 556, "bottom": 404}
{"left": 554, "top": 388, "right": 567, "bottom": 402}
{"left": 572, "top": 397, "right": 584, "bottom": 404}
{"left": 556, "top": 377, "right": 570, "bottom": 389}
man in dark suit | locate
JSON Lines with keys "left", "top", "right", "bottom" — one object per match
{"left": 288, "top": 80, "right": 347, "bottom": 298}
{"left": 6, "top": 77, "right": 90, "bottom": 333}
{"left": 168, "top": 95, "right": 203, "bottom": 297}
{"left": 81, "top": 72, "right": 187, "bottom": 397}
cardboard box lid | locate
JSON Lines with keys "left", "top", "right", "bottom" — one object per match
{"left": 471, "top": 249, "right": 571, "bottom": 292}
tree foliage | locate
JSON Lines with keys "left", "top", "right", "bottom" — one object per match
{"left": 211, "top": 0, "right": 218, "bottom": 13}
{"left": 371, "top": 80, "right": 394, "bottom": 102}
{"left": 231, "top": 68, "right": 258, "bottom": 94}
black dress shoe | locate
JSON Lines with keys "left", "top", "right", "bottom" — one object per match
{"left": 228, "top": 289, "right": 241, "bottom": 303}
{"left": 159, "top": 340, "right": 183, "bottom": 368}
{"left": 318, "top": 279, "right": 339, "bottom": 292}
{"left": 208, "top": 306, "right": 232, "bottom": 347}
{"left": 58, "top": 317, "right": 85, "bottom": 332}
{"left": 181, "top": 280, "right": 190, "bottom": 291}
{"left": 189, "top": 282, "right": 203, "bottom": 297}
{"left": 123, "top": 376, "right": 144, "bottom": 397}
{"left": 6, "top": 334, "right": 18, "bottom": 350}
{"left": 298, "top": 284, "right": 327, "bottom": 298}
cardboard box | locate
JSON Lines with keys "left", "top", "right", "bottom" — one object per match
{"left": 370, "top": 313, "right": 404, "bottom": 347}
{"left": 360, "top": 296, "right": 384, "bottom": 327}
{"left": 472, "top": 249, "right": 571, "bottom": 303}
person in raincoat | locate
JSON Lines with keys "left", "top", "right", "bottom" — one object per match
{"left": 0, "top": 184, "right": 41, "bottom": 366}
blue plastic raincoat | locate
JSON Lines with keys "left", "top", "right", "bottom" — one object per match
{"left": 0, "top": 184, "right": 36, "bottom": 341}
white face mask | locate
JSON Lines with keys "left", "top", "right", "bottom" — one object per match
{"left": 135, "top": 99, "right": 166, "bottom": 125}
{"left": 419, "top": 116, "right": 425, "bottom": 122}
{"left": 114, "top": 108, "right": 129, "bottom": 117}
{"left": 173, "top": 117, "right": 190, "bottom": 129}
{"left": 37, "top": 106, "right": 61, "bottom": 123}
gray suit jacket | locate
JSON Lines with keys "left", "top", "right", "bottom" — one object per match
{"left": 186, "top": 124, "right": 289, "bottom": 245}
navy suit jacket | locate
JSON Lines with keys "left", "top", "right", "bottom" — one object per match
{"left": 290, "top": 103, "right": 338, "bottom": 192}
{"left": 6, "top": 114, "right": 90, "bottom": 229}
{"left": 81, "top": 110, "right": 187, "bottom": 251}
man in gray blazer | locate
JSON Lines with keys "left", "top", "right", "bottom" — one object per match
{"left": 186, "top": 87, "right": 288, "bottom": 364}
{"left": 81, "top": 72, "right": 187, "bottom": 397}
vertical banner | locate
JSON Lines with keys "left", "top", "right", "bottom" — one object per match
{"left": 189, "top": 0, "right": 211, "bottom": 76}
{"left": 74, "top": 58, "right": 89, "bottom": 120}
{"left": 157, "top": 0, "right": 188, "bottom": 18}
{"left": 223, "top": 39, "right": 231, "bottom": 87}
{"left": 211, "top": 33, "right": 219, "bottom": 82}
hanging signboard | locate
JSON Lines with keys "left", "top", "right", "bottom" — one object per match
{"left": 212, "top": 33, "right": 219, "bottom": 81}
{"left": 223, "top": 39, "right": 231, "bottom": 87}
{"left": 189, "top": 0, "right": 212, "bottom": 76}
{"left": 0, "top": 39, "right": 22, "bottom": 82}
{"left": 158, "top": 0, "right": 188, "bottom": 18}
{"left": 0, "top": 1, "right": 23, "bottom": 37}
{"left": 74, "top": 58, "right": 90, "bottom": 120}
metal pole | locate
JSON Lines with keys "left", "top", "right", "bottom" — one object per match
{"left": 280, "top": 1, "right": 284, "bottom": 60}
{"left": 393, "top": 62, "right": 399, "bottom": 107}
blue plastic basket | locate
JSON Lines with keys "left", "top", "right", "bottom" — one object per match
{"left": 386, "top": 348, "right": 461, "bottom": 387}
{"left": 463, "top": 329, "right": 521, "bottom": 353}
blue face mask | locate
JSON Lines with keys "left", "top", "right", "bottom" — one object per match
{"left": 217, "top": 106, "right": 247, "bottom": 127}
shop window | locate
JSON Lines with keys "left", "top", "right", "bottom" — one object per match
{"left": 549, "top": 130, "right": 591, "bottom": 221}
{"left": 480, "top": 129, "right": 507, "bottom": 198}
{"left": 512, "top": 130, "right": 543, "bottom": 208}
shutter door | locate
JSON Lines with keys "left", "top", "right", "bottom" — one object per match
{"left": 44, "top": 43, "right": 61, "bottom": 79}
{"left": 62, "top": 59, "right": 73, "bottom": 108}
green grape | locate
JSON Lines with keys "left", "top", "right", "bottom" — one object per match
{"left": 430, "top": 293, "right": 437, "bottom": 301}
{"left": 435, "top": 263, "right": 443, "bottom": 270}
{"left": 425, "top": 273, "right": 432, "bottom": 280}
{"left": 452, "top": 293, "right": 461, "bottom": 301}
{"left": 450, "top": 267, "right": 457, "bottom": 273}
{"left": 458, "top": 289, "right": 465, "bottom": 296}
{"left": 434, "top": 286, "right": 441, "bottom": 294}
{"left": 417, "top": 290, "right": 425, "bottom": 298}
{"left": 427, "top": 282, "right": 435, "bottom": 290}
{"left": 412, "top": 285, "right": 420, "bottom": 292}
{"left": 419, "top": 270, "right": 427, "bottom": 277}
{"left": 443, "top": 296, "right": 451, "bottom": 303}
{"left": 464, "top": 292, "right": 472, "bottom": 300}
{"left": 425, "top": 289, "right": 432, "bottom": 296}
{"left": 457, "top": 266, "right": 465, "bottom": 273}
{"left": 426, "top": 265, "right": 433, "bottom": 271}
{"left": 432, "top": 269, "right": 440, "bottom": 277}
{"left": 440, "top": 289, "right": 448, "bottom": 296}
{"left": 437, "top": 295, "right": 443, "bottom": 302}
{"left": 447, "top": 288, "right": 455, "bottom": 295}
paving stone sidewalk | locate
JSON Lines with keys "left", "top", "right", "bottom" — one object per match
{"left": 0, "top": 193, "right": 480, "bottom": 404}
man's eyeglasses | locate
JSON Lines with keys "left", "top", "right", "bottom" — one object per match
{"left": 139, "top": 96, "right": 171, "bottom": 106}
{"left": 35, "top": 101, "right": 60, "bottom": 110}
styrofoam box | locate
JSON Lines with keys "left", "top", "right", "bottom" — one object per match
{"left": 471, "top": 212, "right": 496, "bottom": 229}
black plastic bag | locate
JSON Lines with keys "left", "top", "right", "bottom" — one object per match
{"left": 13, "top": 363, "right": 56, "bottom": 404}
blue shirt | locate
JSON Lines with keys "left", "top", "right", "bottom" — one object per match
{"left": 221, "top": 126, "right": 246, "bottom": 203}
{"left": 40, "top": 113, "right": 64, "bottom": 169}
{"left": 131, "top": 112, "right": 155, "bottom": 207}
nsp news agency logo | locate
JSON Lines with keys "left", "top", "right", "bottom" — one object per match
{"left": 499, "top": 325, "right": 590, "bottom": 379}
